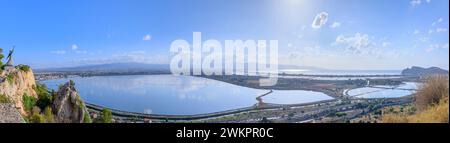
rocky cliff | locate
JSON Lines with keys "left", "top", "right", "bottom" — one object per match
{"left": 0, "top": 67, "right": 37, "bottom": 114}
{"left": 1, "top": 66, "right": 91, "bottom": 123}
{"left": 52, "top": 81, "right": 91, "bottom": 123}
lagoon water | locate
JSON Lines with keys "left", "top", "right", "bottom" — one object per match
{"left": 347, "top": 82, "right": 419, "bottom": 98}
{"left": 42, "top": 75, "right": 333, "bottom": 115}
{"left": 262, "top": 90, "right": 333, "bottom": 104}
{"left": 277, "top": 69, "right": 401, "bottom": 75}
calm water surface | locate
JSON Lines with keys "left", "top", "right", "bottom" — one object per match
{"left": 43, "top": 75, "right": 333, "bottom": 115}
{"left": 347, "top": 82, "right": 419, "bottom": 98}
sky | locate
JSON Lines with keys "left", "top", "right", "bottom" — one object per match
{"left": 0, "top": 0, "right": 448, "bottom": 70}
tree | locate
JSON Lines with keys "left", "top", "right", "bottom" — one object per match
{"left": 261, "top": 117, "right": 271, "bottom": 123}
{"left": 84, "top": 113, "right": 92, "bottom": 123}
{"left": 44, "top": 106, "right": 55, "bottom": 123}
{"left": 22, "top": 94, "right": 37, "bottom": 113}
{"left": 16, "top": 64, "right": 31, "bottom": 72}
{"left": 34, "top": 83, "right": 53, "bottom": 110}
{"left": 30, "top": 114, "right": 45, "bottom": 123}
{"left": 102, "top": 109, "right": 113, "bottom": 123}
{"left": 0, "top": 48, "right": 4, "bottom": 66}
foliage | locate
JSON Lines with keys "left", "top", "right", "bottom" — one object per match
{"left": 407, "top": 96, "right": 448, "bottom": 123}
{"left": 22, "top": 94, "right": 37, "bottom": 113}
{"left": 29, "top": 114, "right": 46, "bottom": 123}
{"left": 0, "top": 48, "right": 3, "bottom": 66}
{"left": 383, "top": 97, "right": 448, "bottom": 123}
{"left": 16, "top": 64, "right": 31, "bottom": 72}
{"left": 0, "top": 94, "right": 11, "bottom": 103}
{"left": 25, "top": 106, "right": 55, "bottom": 123}
{"left": 415, "top": 75, "right": 449, "bottom": 110}
{"left": 6, "top": 74, "right": 14, "bottom": 84}
{"left": 34, "top": 83, "right": 53, "bottom": 110}
{"left": 335, "top": 112, "right": 347, "bottom": 117}
{"left": 32, "top": 106, "right": 41, "bottom": 115}
{"left": 21, "top": 83, "right": 57, "bottom": 123}
{"left": 43, "top": 106, "right": 55, "bottom": 123}
{"left": 84, "top": 112, "right": 92, "bottom": 123}
{"left": 382, "top": 75, "right": 449, "bottom": 123}
{"left": 102, "top": 109, "right": 113, "bottom": 123}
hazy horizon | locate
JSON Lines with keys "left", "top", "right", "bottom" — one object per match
{"left": 35, "top": 61, "right": 439, "bottom": 72}
{"left": 1, "top": 0, "right": 449, "bottom": 70}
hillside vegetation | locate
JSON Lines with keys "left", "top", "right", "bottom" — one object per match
{"left": 382, "top": 75, "right": 449, "bottom": 123}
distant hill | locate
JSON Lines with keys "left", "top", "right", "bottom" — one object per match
{"left": 35, "top": 63, "right": 327, "bottom": 73}
{"left": 35, "top": 62, "right": 170, "bottom": 73}
{"left": 35, "top": 62, "right": 405, "bottom": 75}
{"left": 401, "top": 66, "right": 449, "bottom": 76}
{"left": 277, "top": 65, "right": 329, "bottom": 71}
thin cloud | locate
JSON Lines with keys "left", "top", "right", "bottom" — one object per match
{"left": 432, "top": 18, "right": 443, "bottom": 26}
{"left": 410, "top": 0, "right": 422, "bottom": 7}
{"left": 75, "top": 50, "right": 88, "bottom": 54}
{"left": 51, "top": 50, "right": 66, "bottom": 55}
{"left": 69, "top": 50, "right": 169, "bottom": 66}
{"left": 429, "top": 28, "right": 447, "bottom": 34}
{"left": 143, "top": 34, "right": 152, "bottom": 41}
{"left": 330, "top": 22, "right": 341, "bottom": 29}
{"left": 71, "top": 44, "right": 79, "bottom": 50}
{"left": 333, "top": 33, "right": 383, "bottom": 56}
{"left": 426, "top": 43, "right": 449, "bottom": 52}
{"left": 436, "top": 28, "right": 447, "bottom": 33}
{"left": 287, "top": 43, "right": 293, "bottom": 48}
{"left": 382, "top": 42, "right": 391, "bottom": 48}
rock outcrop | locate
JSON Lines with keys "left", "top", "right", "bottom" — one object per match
{"left": 0, "top": 68, "right": 38, "bottom": 114}
{"left": 0, "top": 103, "right": 25, "bottom": 123}
{"left": 52, "top": 81, "right": 90, "bottom": 123}
{"left": 402, "top": 66, "right": 449, "bottom": 76}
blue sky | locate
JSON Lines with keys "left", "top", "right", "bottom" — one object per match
{"left": 0, "top": 0, "right": 448, "bottom": 70}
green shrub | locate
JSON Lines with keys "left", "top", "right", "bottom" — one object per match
{"left": 16, "top": 64, "right": 31, "bottom": 72}
{"left": 24, "top": 106, "right": 55, "bottom": 123}
{"left": 34, "top": 83, "right": 53, "bottom": 110}
{"left": 84, "top": 112, "right": 92, "bottom": 123}
{"left": 0, "top": 94, "right": 11, "bottom": 103}
{"left": 6, "top": 74, "right": 14, "bottom": 84}
{"left": 23, "top": 94, "right": 37, "bottom": 112}
{"left": 102, "top": 109, "right": 113, "bottom": 123}
{"left": 29, "top": 114, "right": 46, "bottom": 123}
{"left": 43, "top": 106, "right": 55, "bottom": 123}
{"left": 335, "top": 112, "right": 347, "bottom": 117}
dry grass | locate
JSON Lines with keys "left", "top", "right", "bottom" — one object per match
{"left": 382, "top": 97, "right": 448, "bottom": 123}
{"left": 0, "top": 94, "right": 11, "bottom": 103}
{"left": 415, "top": 75, "right": 449, "bottom": 110}
{"left": 382, "top": 75, "right": 449, "bottom": 123}
{"left": 382, "top": 113, "right": 409, "bottom": 123}
{"left": 408, "top": 97, "right": 448, "bottom": 123}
